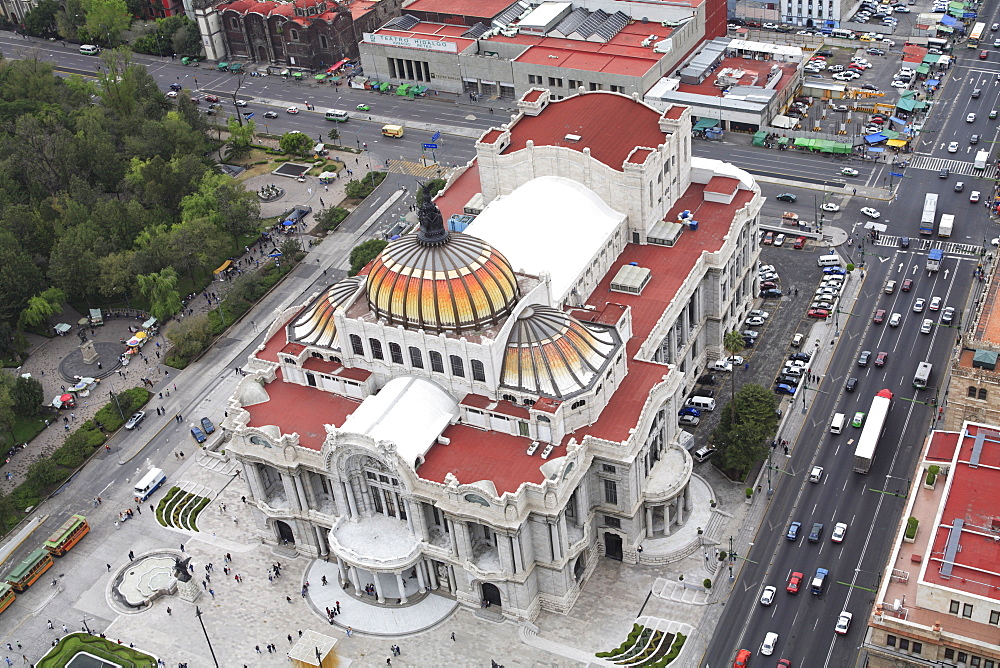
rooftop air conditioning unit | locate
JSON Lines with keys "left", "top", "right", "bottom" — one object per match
{"left": 565, "top": 134, "right": 582, "bottom": 142}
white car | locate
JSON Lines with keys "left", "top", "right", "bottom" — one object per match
{"left": 890, "top": 80, "right": 909, "bottom": 88}
{"left": 763, "top": 22, "right": 777, "bottom": 28}
{"left": 821, "top": 202, "right": 840, "bottom": 212}
{"left": 234, "top": 99, "right": 248, "bottom": 107}
{"left": 774, "top": 234, "right": 786, "bottom": 246}
{"left": 760, "top": 271, "right": 778, "bottom": 281}
{"left": 728, "top": 355, "right": 746, "bottom": 365}
{"left": 882, "top": 38, "right": 896, "bottom": 45}
{"left": 760, "top": 585, "right": 776, "bottom": 606}
{"left": 286, "top": 106, "right": 300, "bottom": 114}
{"left": 829, "top": 65, "right": 844, "bottom": 72}
{"left": 746, "top": 316, "right": 766, "bottom": 326}
{"left": 948, "top": 141, "right": 959, "bottom": 153}
{"left": 861, "top": 207, "right": 881, "bottom": 218}
{"left": 761, "top": 632, "right": 778, "bottom": 655}
{"left": 713, "top": 360, "right": 733, "bottom": 372}
{"left": 841, "top": 168, "right": 859, "bottom": 177}
{"left": 967, "top": 113, "right": 977, "bottom": 123}
{"left": 758, "top": 264, "right": 775, "bottom": 273}
{"left": 831, "top": 522, "right": 848, "bottom": 543}
{"left": 166, "top": 90, "right": 178, "bottom": 98}
{"left": 929, "top": 296, "right": 942, "bottom": 311}
{"left": 835, "top": 611, "right": 853, "bottom": 634}
{"left": 749, "top": 309, "right": 770, "bottom": 320}
{"left": 971, "top": 191, "right": 981, "bottom": 203}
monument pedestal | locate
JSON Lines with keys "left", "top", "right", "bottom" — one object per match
{"left": 80, "top": 340, "right": 99, "bottom": 365}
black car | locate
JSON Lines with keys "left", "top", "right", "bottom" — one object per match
{"left": 816, "top": 49, "right": 833, "bottom": 56}
{"left": 697, "top": 374, "right": 718, "bottom": 386}
{"left": 939, "top": 168, "right": 950, "bottom": 178}
{"left": 861, "top": 83, "right": 880, "bottom": 91}
{"left": 790, "top": 352, "right": 811, "bottom": 362}
{"left": 808, "top": 522, "right": 824, "bottom": 542}
{"left": 846, "top": 377, "right": 858, "bottom": 392}
{"left": 743, "top": 336, "right": 755, "bottom": 347}
{"left": 778, "top": 374, "right": 800, "bottom": 385}
{"left": 761, "top": 289, "right": 783, "bottom": 299}
{"left": 692, "top": 389, "right": 716, "bottom": 398}
{"left": 263, "top": 111, "right": 279, "bottom": 118}
{"left": 776, "top": 193, "right": 797, "bottom": 202}
{"left": 169, "top": 82, "right": 182, "bottom": 91}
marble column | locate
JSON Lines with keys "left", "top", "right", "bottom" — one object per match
{"left": 448, "top": 519, "right": 459, "bottom": 557}
{"left": 549, "top": 522, "right": 562, "bottom": 562}
{"left": 663, "top": 503, "right": 671, "bottom": 537}
{"left": 337, "top": 555, "right": 349, "bottom": 585}
{"left": 447, "top": 564, "right": 457, "bottom": 595}
{"left": 558, "top": 512, "right": 569, "bottom": 551}
{"left": 373, "top": 572, "right": 385, "bottom": 603}
{"left": 293, "top": 473, "right": 309, "bottom": 512}
{"left": 497, "top": 535, "right": 514, "bottom": 576}
{"left": 404, "top": 499, "right": 415, "bottom": 535}
{"left": 244, "top": 463, "right": 264, "bottom": 502}
{"left": 349, "top": 563, "right": 361, "bottom": 592}
{"left": 684, "top": 482, "right": 692, "bottom": 512}
{"left": 511, "top": 534, "right": 524, "bottom": 574}
{"left": 331, "top": 476, "right": 350, "bottom": 519}
{"left": 415, "top": 560, "right": 427, "bottom": 593}
{"left": 395, "top": 571, "right": 408, "bottom": 604}
{"left": 314, "top": 525, "right": 328, "bottom": 557}
{"left": 645, "top": 506, "right": 654, "bottom": 538}
{"left": 281, "top": 473, "right": 301, "bottom": 511}
{"left": 342, "top": 479, "right": 359, "bottom": 519}
{"left": 410, "top": 501, "right": 429, "bottom": 541}
{"left": 675, "top": 496, "right": 684, "bottom": 525}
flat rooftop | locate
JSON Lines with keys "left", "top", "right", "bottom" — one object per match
{"left": 676, "top": 57, "right": 799, "bottom": 98}
{"left": 878, "top": 424, "right": 1000, "bottom": 648}
{"left": 971, "top": 266, "right": 1000, "bottom": 346}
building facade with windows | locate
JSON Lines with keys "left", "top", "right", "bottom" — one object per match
{"left": 865, "top": 421, "right": 1000, "bottom": 668}
{"left": 223, "top": 89, "right": 762, "bottom": 620}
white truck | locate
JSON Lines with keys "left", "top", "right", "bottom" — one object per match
{"left": 975, "top": 149, "right": 990, "bottom": 170}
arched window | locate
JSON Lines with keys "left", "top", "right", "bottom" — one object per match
{"left": 571, "top": 399, "right": 586, "bottom": 409}
{"left": 369, "top": 338, "right": 384, "bottom": 360}
{"left": 471, "top": 359, "right": 486, "bottom": 382}
{"left": 969, "top": 386, "right": 978, "bottom": 398}
{"left": 979, "top": 388, "right": 988, "bottom": 400}
{"left": 537, "top": 415, "right": 550, "bottom": 422}
{"left": 350, "top": 334, "right": 364, "bottom": 356}
{"left": 429, "top": 351, "right": 444, "bottom": 373}
{"left": 502, "top": 394, "right": 517, "bottom": 403}
{"left": 523, "top": 398, "right": 535, "bottom": 406}
{"left": 450, "top": 355, "right": 465, "bottom": 377}
{"left": 389, "top": 342, "right": 403, "bottom": 364}
{"left": 409, "top": 347, "right": 424, "bottom": 369}
{"left": 311, "top": 351, "right": 323, "bottom": 358}
{"left": 290, "top": 29, "right": 299, "bottom": 40}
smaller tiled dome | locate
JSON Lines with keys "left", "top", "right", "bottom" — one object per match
{"left": 289, "top": 277, "right": 363, "bottom": 348}
{"left": 501, "top": 305, "right": 618, "bottom": 399}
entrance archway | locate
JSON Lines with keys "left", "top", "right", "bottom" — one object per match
{"left": 276, "top": 520, "right": 295, "bottom": 545}
{"left": 481, "top": 582, "right": 501, "bottom": 608}
{"left": 573, "top": 554, "right": 587, "bottom": 582}
{"left": 604, "top": 532, "right": 623, "bottom": 561}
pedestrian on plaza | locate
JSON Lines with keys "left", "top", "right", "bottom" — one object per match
{"left": 47, "top": 620, "right": 53, "bottom": 629}
{"left": 62, "top": 624, "right": 68, "bottom": 633}
{"left": 209, "top": 589, "right": 215, "bottom": 599}
{"left": 336, "top": 601, "right": 341, "bottom": 614}
{"left": 166, "top": 607, "right": 171, "bottom": 615}
{"left": 451, "top": 632, "right": 456, "bottom": 641}
{"left": 107, "top": 563, "right": 112, "bottom": 571}
{"left": 128, "top": 550, "right": 134, "bottom": 561}
{"left": 346, "top": 627, "right": 353, "bottom": 638}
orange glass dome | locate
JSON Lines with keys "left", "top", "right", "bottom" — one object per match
{"left": 365, "top": 192, "right": 520, "bottom": 333}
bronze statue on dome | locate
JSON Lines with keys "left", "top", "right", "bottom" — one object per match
{"left": 416, "top": 182, "right": 450, "bottom": 246}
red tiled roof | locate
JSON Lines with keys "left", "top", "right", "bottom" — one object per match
{"left": 923, "top": 424, "right": 1000, "bottom": 599}
{"left": 434, "top": 161, "right": 481, "bottom": 222}
{"left": 461, "top": 394, "right": 531, "bottom": 419}
{"left": 522, "top": 89, "right": 544, "bottom": 103}
{"left": 502, "top": 93, "right": 666, "bottom": 170}
{"left": 403, "top": 0, "right": 514, "bottom": 19}
{"left": 480, "top": 129, "right": 503, "bottom": 144}
{"left": 281, "top": 342, "right": 306, "bottom": 356}
{"left": 300, "top": 357, "right": 373, "bottom": 382}
{"left": 706, "top": 176, "right": 740, "bottom": 195}
{"left": 419, "top": 424, "right": 564, "bottom": 494}
{"left": 676, "top": 57, "right": 798, "bottom": 99}
{"left": 628, "top": 148, "right": 654, "bottom": 164}
{"left": 258, "top": 322, "right": 294, "bottom": 363}
{"left": 244, "top": 370, "right": 360, "bottom": 450}
{"left": 926, "top": 431, "right": 960, "bottom": 462}
{"left": 533, "top": 397, "right": 561, "bottom": 414}
{"left": 664, "top": 105, "right": 686, "bottom": 120}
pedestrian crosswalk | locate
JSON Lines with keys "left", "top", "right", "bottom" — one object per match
{"left": 872, "top": 234, "right": 986, "bottom": 257}
{"left": 386, "top": 159, "right": 445, "bottom": 178}
{"left": 907, "top": 155, "right": 998, "bottom": 180}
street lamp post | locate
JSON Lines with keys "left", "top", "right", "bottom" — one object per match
{"left": 195, "top": 606, "right": 220, "bottom": 668}
{"left": 109, "top": 389, "right": 125, "bottom": 421}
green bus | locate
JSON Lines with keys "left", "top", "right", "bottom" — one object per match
{"left": 0, "top": 583, "right": 14, "bottom": 614}
{"left": 44, "top": 514, "right": 90, "bottom": 556}
{"left": 5, "top": 548, "right": 53, "bottom": 591}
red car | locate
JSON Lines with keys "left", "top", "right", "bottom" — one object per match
{"left": 777, "top": 660, "right": 792, "bottom": 668}
{"left": 763, "top": 231, "right": 774, "bottom": 245}
{"left": 873, "top": 309, "right": 886, "bottom": 324}
{"left": 787, "top": 571, "right": 803, "bottom": 593}
{"left": 190, "top": 96, "right": 200, "bottom": 104}
{"left": 902, "top": 279, "right": 913, "bottom": 292}
{"left": 204, "top": 94, "right": 220, "bottom": 103}
{"left": 981, "top": 50, "right": 989, "bottom": 59}
{"left": 794, "top": 236, "right": 806, "bottom": 249}
{"left": 733, "top": 649, "right": 751, "bottom": 668}
{"left": 807, "top": 309, "right": 830, "bottom": 319}
{"left": 875, "top": 351, "right": 888, "bottom": 367}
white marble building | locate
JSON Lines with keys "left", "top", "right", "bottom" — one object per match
{"left": 224, "top": 89, "right": 763, "bottom": 621}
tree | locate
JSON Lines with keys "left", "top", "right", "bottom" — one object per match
{"left": 349, "top": 239, "right": 387, "bottom": 276}
{"left": 164, "top": 314, "right": 212, "bottom": 358}
{"left": 98, "top": 251, "right": 137, "bottom": 301}
{"left": 181, "top": 171, "right": 260, "bottom": 237}
{"left": 225, "top": 116, "right": 254, "bottom": 159}
{"left": 279, "top": 237, "right": 302, "bottom": 263}
{"left": 25, "top": 459, "right": 62, "bottom": 493}
{"left": 18, "top": 288, "right": 65, "bottom": 330}
{"left": 316, "top": 207, "right": 349, "bottom": 232}
{"left": 172, "top": 21, "right": 202, "bottom": 57}
{"left": 12, "top": 375, "right": 44, "bottom": 417}
{"left": 722, "top": 329, "right": 746, "bottom": 426}
{"left": 81, "top": 0, "right": 131, "bottom": 46}
{"left": 0, "top": 232, "right": 46, "bottom": 330}
{"left": 711, "top": 384, "right": 779, "bottom": 475}
{"left": 22, "top": 0, "right": 61, "bottom": 37}
{"left": 279, "top": 131, "right": 312, "bottom": 155}
{"left": 137, "top": 267, "right": 181, "bottom": 321}
{"left": 0, "top": 374, "right": 16, "bottom": 444}
{"left": 325, "top": 126, "right": 339, "bottom": 143}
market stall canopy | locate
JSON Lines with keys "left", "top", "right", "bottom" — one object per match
{"left": 126, "top": 332, "right": 148, "bottom": 347}
{"left": 54, "top": 323, "right": 71, "bottom": 334}
{"left": 694, "top": 118, "right": 720, "bottom": 130}
{"left": 214, "top": 259, "right": 233, "bottom": 274}
{"left": 143, "top": 317, "right": 158, "bottom": 330}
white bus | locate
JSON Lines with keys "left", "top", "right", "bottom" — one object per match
{"left": 919, "top": 193, "right": 938, "bottom": 235}
{"left": 914, "top": 362, "right": 932, "bottom": 389}
{"left": 134, "top": 468, "right": 166, "bottom": 502}
{"left": 832, "top": 29, "right": 856, "bottom": 39}
{"left": 852, "top": 389, "right": 894, "bottom": 474}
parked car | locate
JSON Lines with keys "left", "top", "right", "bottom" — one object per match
{"left": 775, "top": 384, "right": 796, "bottom": 395}
{"left": 679, "top": 414, "right": 700, "bottom": 426}
{"left": 191, "top": 427, "right": 207, "bottom": 443}
{"left": 200, "top": 417, "right": 216, "bottom": 434}
{"left": 807, "top": 309, "right": 830, "bottom": 319}
{"left": 761, "top": 289, "right": 783, "bottom": 299}
{"left": 794, "top": 236, "right": 807, "bottom": 249}
{"left": 125, "top": 411, "right": 145, "bottom": 430}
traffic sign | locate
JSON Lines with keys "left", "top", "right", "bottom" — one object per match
{"left": 244, "top": 112, "right": 255, "bottom": 119}
{"left": 431, "top": 131, "right": 441, "bottom": 142}
{"left": 889, "top": 172, "right": 905, "bottom": 178}
{"left": 422, "top": 143, "right": 438, "bottom": 149}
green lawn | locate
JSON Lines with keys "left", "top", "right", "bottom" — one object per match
{"left": 0, "top": 414, "right": 49, "bottom": 451}
{"left": 37, "top": 633, "right": 156, "bottom": 668}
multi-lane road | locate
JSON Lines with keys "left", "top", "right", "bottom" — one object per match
{"left": 2, "top": 24, "right": 999, "bottom": 667}
{"left": 704, "top": 27, "right": 1000, "bottom": 668}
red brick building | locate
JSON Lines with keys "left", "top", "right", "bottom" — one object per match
{"left": 217, "top": 0, "right": 359, "bottom": 69}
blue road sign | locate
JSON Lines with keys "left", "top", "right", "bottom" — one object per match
{"left": 889, "top": 172, "right": 905, "bottom": 178}
{"left": 244, "top": 112, "right": 255, "bottom": 119}
{"left": 422, "top": 143, "right": 438, "bottom": 149}
{"left": 431, "top": 131, "right": 441, "bottom": 142}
